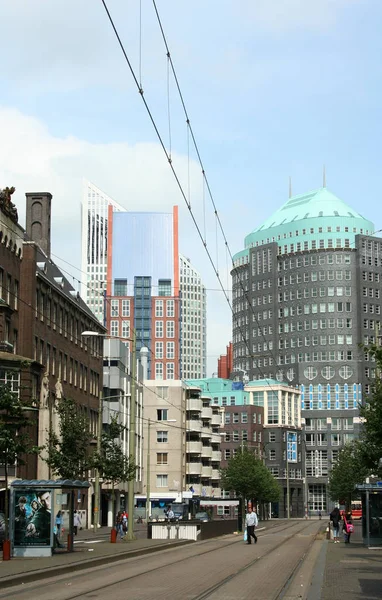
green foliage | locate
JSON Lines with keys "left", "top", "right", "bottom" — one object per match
{"left": 220, "top": 448, "right": 280, "bottom": 503}
{"left": 359, "top": 344, "right": 382, "bottom": 477}
{"left": 93, "top": 416, "right": 136, "bottom": 487}
{"left": 328, "top": 441, "right": 369, "bottom": 509}
{"left": 0, "top": 381, "right": 36, "bottom": 468}
{"left": 40, "top": 397, "right": 93, "bottom": 480}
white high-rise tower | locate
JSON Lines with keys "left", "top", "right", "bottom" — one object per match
{"left": 81, "top": 180, "right": 125, "bottom": 323}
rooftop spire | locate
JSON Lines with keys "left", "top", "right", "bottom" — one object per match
{"left": 323, "top": 164, "right": 326, "bottom": 188}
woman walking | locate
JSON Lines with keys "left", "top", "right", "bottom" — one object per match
{"left": 343, "top": 511, "right": 354, "bottom": 543}
{"left": 330, "top": 507, "right": 342, "bottom": 543}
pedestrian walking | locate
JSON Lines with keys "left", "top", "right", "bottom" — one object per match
{"left": 55, "top": 511, "right": 62, "bottom": 539}
{"left": 343, "top": 511, "right": 354, "bottom": 543}
{"left": 330, "top": 507, "right": 341, "bottom": 543}
{"left": 318, "top": 510, "right": 322, "bottom": 520}
{"left": 116, "top": 511, "right": 124, "bottom": 539}
{"left": 245, "top": 505, "right": 258, "bottom": 545}
{"left": 73, "top": 510, "right": 81, "bottom": 536}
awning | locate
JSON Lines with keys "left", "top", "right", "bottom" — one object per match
{"left": 11, "top": 480, "right": 90, "bottom": 489}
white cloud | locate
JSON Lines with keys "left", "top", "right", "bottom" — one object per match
{"left": 0, "top": 106, "right": 232, "bottom": 375}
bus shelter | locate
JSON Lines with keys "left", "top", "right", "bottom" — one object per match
{"left": 356, "top": 483, "right": 382, "bottom": 547}
{"left": 10, "top": 479, "right": 90, "bottom": 557}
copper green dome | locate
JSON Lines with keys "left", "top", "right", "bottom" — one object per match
{"left": 233, "top": 187, "right": 375, "bottom": 264}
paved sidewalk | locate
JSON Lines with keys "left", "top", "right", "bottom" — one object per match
{"left": 312, "top": 522, "right": 382, "bottom": 599}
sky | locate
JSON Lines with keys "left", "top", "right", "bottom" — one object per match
{"left": 1, "top": 0, "right": 382, "bottom": 376}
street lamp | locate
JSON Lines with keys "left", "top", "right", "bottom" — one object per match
{"left": 81, "top": 330, "right": 137, "bottom": 541}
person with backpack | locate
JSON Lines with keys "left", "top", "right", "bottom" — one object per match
{"left": 330, "top": 507, "right": 342, "bottom": 543}
{"left": 343, "top": 511, "right": 354, "bottom": 543}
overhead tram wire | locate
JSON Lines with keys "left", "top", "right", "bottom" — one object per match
{"left": 98, "top": 1, "right": 271, "bottom": 382}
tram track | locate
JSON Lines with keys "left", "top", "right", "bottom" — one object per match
{"left": 2, "top": 520, "right": 320, "bottom": 600}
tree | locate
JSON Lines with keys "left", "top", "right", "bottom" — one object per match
{"left": 358, "top": 344, "right": 382, "bottom": 477}
{"left": 0, "top": 378, "right": 37, "bottom": 540}
{"left": 220, "top": 448, "right": 280, "bottom": 528}
{"left": 93, "top": 416, "right": 136, "bottom": 519}
{"left": 40, "top": 397, "right": 93, "bottom": 480}
{"left": 328, "top": 441, "right": 369, "bottom": 510}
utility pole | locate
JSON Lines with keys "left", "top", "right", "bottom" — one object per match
{"left": 146, "top": 419, "right": 151, "bottom": 523}
{"left": 127, "top": 329, "right": 136, "bottom": 540}
{"left": 94, "top": 391, "right": 103, "bottom": 532}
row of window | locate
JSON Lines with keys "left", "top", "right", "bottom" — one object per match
{"left": 279, "top": 334, "right": 353, "bottom": 348}
{"left": 305, "top": 417, "right": 353, "bottom": 430}
{"left": 363, "top": 304, "right": 381, "bottom": 314}
{"left": 35, "top": 288, "right": 102, "bottom": 351}
{"left": 279, "top": 318, "right": 353, "bottom": 334}
{"left": 362, "top": 270, "right": 381, "bottom": 282}
{"left": 279, "top": 271, "right": 352, "bottom": 286}
{"left": 279, "top": 253, "right": 352, "bottom": 269}
{"left": 34, "top": 337, "right": 100, "bottom": 396}
{"left": 154, "top": 363, "right": 175, "bottom": 380}
{"left": 278, "top": 302, "right": 352, "bottom": 318}
{"left": 0, "top": 269, "right": 18, "bottom": 311}
{"left": 278, "top": 287, "right": 352, "bottom": 302}
{"left": 224, "top": 412, "right": 262, "bottom": 424}
{"left": 305, "top": 433, "right": 354, "bottom": 445}
{"left": 268, "top": 467, "right": 303, "bottom": 479}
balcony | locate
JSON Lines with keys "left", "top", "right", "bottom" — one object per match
{"left": 201, "top": 465, "right": 213, "bottom": 478}
{"left": 212, "top": 487, "right": 221, "bottom": 497}
{"left": 187, "top": 419, "right": 202, "bottom": 433}
{"left": 211, "top": 413, "right": 222, "bottom": 426}
{"left": 210, "top": 433, "right": 222, "bottom": 444}
{"left": 201, "top": 446, "right": 212, "bottom": 458}
{"left": 211, "top": 469, "right": 220, "bottom": 480}
{"left": 187, "top": 463, "right": 202, "bottom": 476}
{"left": 201, "top": 407, "right": 213, "bottom": 420}
{"left": 211, "top": 450, "right": 222, "bottom": 462}
{"left": 186, "top": 441, "right": 203, "bottom": 454}
{"left": 201, "top": 427, "right": 212, "bottom": 439}
{"left": 187, "top": 398, "right": 203, "bottom": 412}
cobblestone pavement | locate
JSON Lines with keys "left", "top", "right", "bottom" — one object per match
{"left": 0, "top": 520, "right": 323, "bottom": 600}
{"left": 320, "top": 522, "right": 382, "bottom": 600}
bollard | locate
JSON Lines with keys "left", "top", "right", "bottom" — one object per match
{"left": 2, "top": 540, "right": 11, "bottom": 561}
{"left": 167, "top": 522, "right": 172, "bottom": 540}
{"left": 110, "top": 528, "right": 117, "bottom": 543}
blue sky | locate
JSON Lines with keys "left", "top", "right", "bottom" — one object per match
{"left": 1, "top": 0, "right": 382, "bottom": 375}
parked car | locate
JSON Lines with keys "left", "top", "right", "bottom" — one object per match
{"left": 194, "top": 511, "right": 209, "bottom": 522}
{"left": 0, "top": 512, "right": 5, "bottom": 547}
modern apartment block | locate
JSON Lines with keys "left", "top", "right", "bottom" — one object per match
{"left": 81, "top": 180, "right": 125, "bottom": 324}
{"left": 139, "top": 381, "right": 222, "bottom": 517}
{"left": 101, "top": 339, "right": 144, "bottom": 526}
{"left": 188, "top": 377, "right": 304, "bottom": 517}
{"left": 231, "top": 185, "right": 380, "bottom": 512}
{"left": 179, "top": 254, "right": 207, "bottom": 379}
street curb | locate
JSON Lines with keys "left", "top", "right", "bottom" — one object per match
{"left": 0, "top": 539, "right": 194, "bottom": 590}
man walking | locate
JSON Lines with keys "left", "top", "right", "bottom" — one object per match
{"left": 245, "top": 505, "right": 258, "bottom": 544}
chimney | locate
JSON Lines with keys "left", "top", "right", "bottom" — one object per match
{"left": 25, "top": 192, "right": 52, "bottom": 258}
{"left": 139, "top": 346, "right": 149, "bottom": 380}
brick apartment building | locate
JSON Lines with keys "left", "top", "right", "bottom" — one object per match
{"left": 0, "top": 189, "right": 104, "bottom": 519}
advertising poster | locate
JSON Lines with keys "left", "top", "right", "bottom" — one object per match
{"left": 14, "top": 489, "right": 52, "bottom": 547}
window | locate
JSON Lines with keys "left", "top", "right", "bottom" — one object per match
{"left": 155, "top": 300, "right": 163, "bottom": 317}
{"left": 155, "top": 342, "right": 163, "bottom": 359}
{"left": 269, "top": 449, "right": 276, "bottom": 460}
{"left": 157, "top": 453, "right": 168, "bottom": 464}
{"left": 233, "top": 430, "right": 239, "bottom": 442}
{"left": 155, "top": 321, "right": 163, "bottom": 338}
{"left": 122, "top": 321, "right": 130, "bottom": 338}
{"left": 233, "top": 413, "right": 239, "bottom": 423}
{"left": 241, "top": 412, "right": 248, "bottom": 423}
{"left": 166, "top": 300, "right": 175, "bottom": 317}
{"left": 225, "top": 449, "right": 231, "bottom": 460}
{"left": 157, "top": 431, "right": 168, "bottom": 443}
{"left": 155, "top": 362, "right": 163, "bottom": 379}
{"left": 114, "top": 279, "right": 127, "bottom": 296}
{"left": 157, "top": 409, "right": 168, "bottom": 421}
{"left": 166, "top": 342, "right": 175, "bottom": 359}
{"left": 225, "top": 413, "right": 231, "bottom": 424}
{"left": 111, "top": 299, "right": 119, "bottom": 317}
{"left": 269, "top": 431, "right": 276, "bottom": 442}
{"left": 121, "top": 300, "right": 130, "bottom": 317}
{"left": 252, "top": 413, "right": 257, "bottom": 423}
{"left": 166, "top": 363, "right": 174, "bottom": 379}
{"left": 156, "top": 474, "right": 168, "bottom": 487}
{"left": 166, "top": 321, "right": 175, "bottom": 338}
{"left": 110, "top": 320, "right": 119, "bottom": 337}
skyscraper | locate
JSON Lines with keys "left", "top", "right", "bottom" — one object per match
{"left": 231, "top": 186, "right": 380, "bottom": 512}
{"left": 81, "top": 180, "right": 125, "bottom": 324}
{"left": 179, "top": 255, "right": 207, "bottom": 379}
